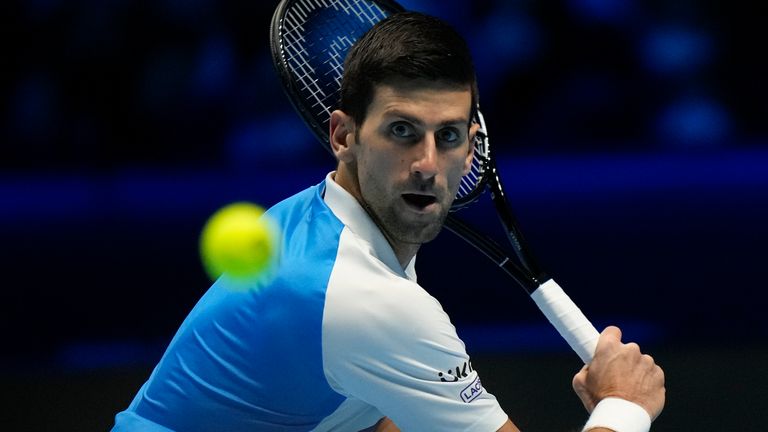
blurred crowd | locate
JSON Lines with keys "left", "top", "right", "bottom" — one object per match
{"left": 4, "top": 0, "right": 766, "bottom": 172}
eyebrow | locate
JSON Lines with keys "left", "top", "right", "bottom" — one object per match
{"left": 383, "top": 109, "right": 469, "bottom": 128}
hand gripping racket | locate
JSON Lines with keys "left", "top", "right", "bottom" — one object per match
{"left": 270, "top": 0, "right": 600, "bottom": 363}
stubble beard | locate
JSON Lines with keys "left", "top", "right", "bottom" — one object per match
{"left": 365, "top": 197, "right": 449, "bottom": 247}
{"left": 358, "top": 172, "right": 453, "bottom": 248}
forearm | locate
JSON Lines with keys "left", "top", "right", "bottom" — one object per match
{"left": 380, "top": 417, "right": 632, "bottom": 432}
{"left": 493, "top": 418, "right": 617, "bottom": 432}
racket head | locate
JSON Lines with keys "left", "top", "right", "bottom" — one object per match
{"left": 269, "top": 0, "right": 492, "bottom": 210}
{"left": 270, "top": 0, "right": 404, "bottom": 148}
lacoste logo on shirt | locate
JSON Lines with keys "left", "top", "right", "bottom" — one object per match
{"left": 460, "top": 376, "right": 484, "bottom": 403}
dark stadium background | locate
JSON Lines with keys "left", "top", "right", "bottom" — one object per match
{"left": 2, "top": 0, "right": 766, "bottom": 430}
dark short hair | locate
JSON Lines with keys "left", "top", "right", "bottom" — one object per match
{"left": 340, "top": 11, "right": 479, "bottom": 125}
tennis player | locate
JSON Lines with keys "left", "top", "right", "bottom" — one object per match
{"left": 112, "top": 11, "right": 664, "bottom": 432}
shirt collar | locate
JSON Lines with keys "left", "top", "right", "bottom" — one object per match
{"left": 323, "top": 172, "right": 417, "bottom": 281}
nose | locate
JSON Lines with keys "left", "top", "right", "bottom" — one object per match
{"left": 411, "top": 137, "right": 438, "bottom": 180}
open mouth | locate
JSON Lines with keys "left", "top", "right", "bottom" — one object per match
{"left": 402, "top": 193, "right": 438, "bottom": 209}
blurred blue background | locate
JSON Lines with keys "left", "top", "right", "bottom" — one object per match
{"left": 2, "top": 0, "right": 767, "bottom": 430}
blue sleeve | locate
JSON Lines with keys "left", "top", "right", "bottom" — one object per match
{"left": 112, "top": 183, "right": 347, "bottom": 432}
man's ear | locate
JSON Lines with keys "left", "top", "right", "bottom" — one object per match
{"left": 463, "top": 121, "right": 481, "bottom": 175}
{"left": 330, "top": 110, "right": 356, "bottom": 163}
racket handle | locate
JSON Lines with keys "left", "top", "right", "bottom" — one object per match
{"left": 530, "top": 279, "right": 600, "bottom": 364}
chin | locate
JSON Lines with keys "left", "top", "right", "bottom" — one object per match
{"left": 398, "top": 216, "right": 446, "bottom": 245}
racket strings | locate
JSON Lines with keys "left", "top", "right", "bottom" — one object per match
{"left": 279, "top": 0, "right": 390, "bottom": 133}
{"left": 453, "top": 114, "right": 491, "bottom": 208}
{"left": 332, "top": 0, "right": 389, "bottom": 26}
{"left": 281, "top": 13, "right": 336, "bottom": 123}
{"left": 281, "top": 17, "right": 325, "bottom": 113}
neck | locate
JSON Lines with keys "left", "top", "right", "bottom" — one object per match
{"left": 332, "top": 168, "right": 418, "bottom": 270}
{"left": 366, "top": 209, "right": 420, "bottom": 269}
{"left": 382, "top": 233, "right": 419, "bottom": 269}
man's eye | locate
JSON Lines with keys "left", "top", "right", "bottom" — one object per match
{"left": 436, "top": 128, "right": 460, "bottom": 143}
{"left": 391, "top": 123, "right": 415, "bottom": 138}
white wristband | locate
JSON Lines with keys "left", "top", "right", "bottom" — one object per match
{"left": 582, "top": 397, "right": 652, "bottom": 432}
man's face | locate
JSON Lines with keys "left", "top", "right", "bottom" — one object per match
{"left": 350, "top": 81, "right": 476, "bottom": 247}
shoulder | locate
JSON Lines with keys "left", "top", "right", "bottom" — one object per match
{"left": 322, "top": 230, "right": 467, "bottom": 380}
{"left": 266, "top": 181, "right": 340, "bottom": 235}
{"left": 265, "top": 180, "right": 345, "bottom": 284}
{"left": 325, "top": 227, "right": 454, "bottom": 336}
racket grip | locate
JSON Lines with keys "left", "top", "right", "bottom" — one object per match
{"left": 530, "top": 279, "right": 600, "bottom": 364}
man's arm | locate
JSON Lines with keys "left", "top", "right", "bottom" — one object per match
{"left": 573, "top": 326, "right": 665, "bottom": 415}
{"left": 376, "top": 417, "right": 615, "bottom": 432}
{"left": 495, "top": 419, "right": 616, "bottom": 432}
{"left": 376, "top": 326, "right": 665, "bottom": 432}
{"left": 504, "top": 326, "right": 664, "bottom": 431}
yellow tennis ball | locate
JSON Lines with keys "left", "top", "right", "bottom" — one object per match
{"left": 199, "top": 202, "right": 279, "bottom": 283}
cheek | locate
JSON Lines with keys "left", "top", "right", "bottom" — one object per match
{"left": 358, "top": 150, "right": 395, "bottom": 193}
{"left": 357, "top": 135, "right": 410, "bottom": 187}
{"left": 368, "top": 149, "right": 407, "bottom": 180}
{"left": 447, "top": 168, "right": 465, "bottom": 191}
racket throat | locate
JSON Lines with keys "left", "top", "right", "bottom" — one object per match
{"left": 489, "top": 175, "right": 546, "bottom": 282}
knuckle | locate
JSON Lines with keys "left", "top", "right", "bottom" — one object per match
{"left": 622, "top": 342, "right": 641, "bottom": 356}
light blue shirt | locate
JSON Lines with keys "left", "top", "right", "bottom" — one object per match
{"left": 112, "top": 174, "right": 506, "bottom": 431}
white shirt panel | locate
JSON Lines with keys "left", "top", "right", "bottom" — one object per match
{"left": 320, "top": 173, "right": 508, "bottom": 431}
{"left": 311, "top": 397, "right": 383, "bottom": 432}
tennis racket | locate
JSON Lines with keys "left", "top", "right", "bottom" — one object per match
{"left": 270, "top": 0, "right": 600, "bottom": 364}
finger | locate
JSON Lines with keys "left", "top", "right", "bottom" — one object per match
{"left": 640, "top": 353, "right": 655, "bottom": 367}
{"left": 602, "top": 325, "right": 622, "bottom": 342}
{"left": 625, "top": 342, "right": 641, "bottom": 355}
{"left": 594, "top": 326, "right": 622, "bottom": 356}
{"left": 572, "top": 365, "right": 588, "bottom": 389}
{"left": 572, "top": 365, "right": 595, "bottom": 413}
